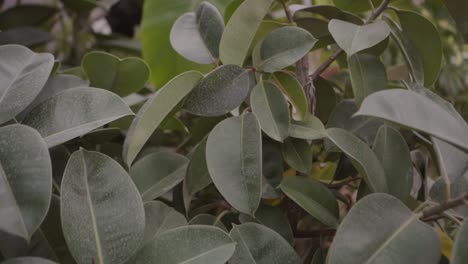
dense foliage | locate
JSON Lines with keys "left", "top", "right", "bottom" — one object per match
{"left": 0, "top": 0, "right": 468, "bottom": 263}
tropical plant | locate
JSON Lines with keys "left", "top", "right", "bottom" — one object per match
{"left": 0, "top": 0, "right": 468, "bottom": 263}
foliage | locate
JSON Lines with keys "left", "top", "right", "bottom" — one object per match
{"left": 0, "top": 0, "right": 468, "bottom": 263}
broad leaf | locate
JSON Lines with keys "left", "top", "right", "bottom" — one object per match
{"left": 124, "top": 71, "right": 203, "bottom": 165}
{"left": 333, "top": 0, "right": 381, "bottom": 13}
{"left": 314, "top": 77, "right": 337, "bottom": 123}
{"left": 0, "top": 5, "right": 57, "bottom": 28}
{"left": 355, "top": 89, "right": 468, "bottom": 151}
{"left": 251, "top": 81, "right": 290, "bottom": 142}
{"left": 348, "top": 53, "right": 387, "bottom": 106}
{"left": 0, "top": 125, "right": 52, "bottom": 241}
{"left": 452, "top": 220, "right": 468, "bottom": 264}
{"left": 206, "top": 113, "right": 262, "bottom": 215}
{"left": 219, "top": 0, "right": 275, "bottom": 65}
{"left": 0, "top": 44, "right": 54, "bottom": 124}
{"left": 189, "top": 214, "right": 227, "bottom": 232}
{"left": 1, "top": 257, "right": 57, "bottom": 264}
{"left": 373, "top": 125, "right": 412, "bottom": 200}
{"left": 258, "top": 26, "right": 316, "bottom": 72}
{"left": 395, "top": 10, "right": 442, "bottom": 86}
{"left": 229, "top": 223, "right": 300, "bottom": 264}
{"left": 130, "top": 151, "right": 189, "bottom": 201}
{"left": 131, "top": 226, "right": 235, "bottom": 264}
{"left": 61, "top": 150, "right": 145, "bottom": 264}
{"left": 442, "top": 0, "right": 468, "bottom": 42}
{"left": 279, "top": 176, "right": 339, "bottom": 227}
{"left": 22, "top": 87, "right": 133, "bottom": 148}
{"left": 326, "top": 128, "right": 388, "bottom": 193}
{"left": 183, "top": 65, "right": 252, "bottom": 116}
{"left": 82, "top": 51, "right": 150, "bottom": 97}
{"left": 185, "top": 138, "right": 212, "bottom": 197}
{"left": 289, "top": 113, "right": 326, "bottom": 140}
{"left": 170, "top": 2, "right": 224, "bottom": 64}
{"left": 282, "top": 138, "right": 313, "bottom": 174}
{"left": 0, "top": 27, "right": 52, "bottom": 47}
{"left": 328, "top": 19, "right": 390, "bottom": 56}
{"left": 295, "top": 5, "right": 363, "bottom": 25}
{"left": 328, "top": 193, "right": 441, "bottom": 264}
{"left": 262, "top": 141, "right": 284, "bottom": 187}
{"left": 273, "top": 71, "right": 308, "bottom": 118}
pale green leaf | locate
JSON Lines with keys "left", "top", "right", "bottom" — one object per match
{"left": 452, "top": 220, "right": 468, "bottom": 264}
{"left": 189, "top": 214, "right": 227, "bottom": 232}
{"left": 1, "top": 257, "right": 57, "bottom": 264}
{"left": 142, "top": 201, "right": 187, "bottom": 245}
{"left": 289, "top": 113, "right": 326, "bottom": 140}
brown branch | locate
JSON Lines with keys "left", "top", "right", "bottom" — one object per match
{"left": 327, "top": 176, "right": 362, "bottom": 189}
{"left": 421, "top": 193, "right": 468, "bottom": 219}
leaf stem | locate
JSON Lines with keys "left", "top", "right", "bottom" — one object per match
{"left": 421, "top": 193, "right": 468, "bottom": 219}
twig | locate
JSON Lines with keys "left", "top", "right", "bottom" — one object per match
{"left": 327, "top": 176, "right": 362, "bottom": 189}
{"left": 421, "top": 193, "right": 468, "bottom": 219}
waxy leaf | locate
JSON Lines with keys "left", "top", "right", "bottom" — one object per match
{"left": 295, "top": 5, "right": 363, "bottom": 25}
{"left": 348, "top": 53, "right": 387, "bottom": 106}
{"left": 282, "top": 138, "right": 313, "bottom": 174}
{"left": 229, "top": 223, "right": 300, "bottom": 264}
{"left": 328, "top": 194, "right": 441, "bottom": 264}
{"left": 273, "top": 71, "right": 308, "bottom": 118}
{"left": 206, "top": 113, "right": 262, "bottom": 215}
{"left": 289, "top": 113, "right": 326, "bottom": 140}
{"left": 373, "top": 125, "right": 412, "bottom": 200}
{"left": 326, "top": 128, "right": 388, "bottom": 193}
{"left": 1, "top": 257, "right": 57, "bottom": 264}
{"left": 61, "top": 150, "right": 145, "bottom": 264}
{"left": 82, "top": 51, "right": 150, "bottom": 97}
{"left": 189, "top": 214, "right": 227, "bottom": 232}
{"left": 131, "top": 226, "right": 235, "bottom": 264}
{"left": 183, "top": 65, "right": 252, "bottom": 116}
{"left": 328, "top": 19, "right": 390, "bottom": 56}
{"left": 124, "top": 71, "right": 203, "bottom": 165}
{"left": 219, "top": 0, "right": 275, "bottom": 65}
{"left": 0, "top": 44, "right": 53, "bottom": 124}
{"left": 396, "top": 10, "right": 442, "bottom": 86}
{"left": 356, "top": 89, "right": 468, "bottom": 151}
{"left": 22, "top": 87, "right": 133, "bottom": 148}
{"left": 0, "top": 125, "right": 52, "bottom": 241}
{"left": 452, "top": 220, "right": 468, "bottom": 264}
{"left": 251, "top": 81, "right": 290, "bottom": 142}
{"left": 185, "top": 138, "right": 212, "bottom": 197}
{"left": 130, "top": 151, "right": 189, "bottom": 201}
{"left": 170, "top": 2, "right": 224, "bottom": 64}
{"left": 280, "top": 177, "right": 339, "bottom": 227}
{"left": 258, "top": 27, "right": 316, "bottom": 72}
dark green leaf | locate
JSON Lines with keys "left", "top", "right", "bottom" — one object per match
{"left": 185, "top": 138, "right": 212, "bottom": 197}
{"left": 0, "top": 5, "right": 57, "bottom": 29}
{"left": 189, "top": 214, "right": 227, "bottom": 232}
{"left": 1, "top": 257, "right": 57, "bottom": 264}
{"left": 273, "top": 71, "right": 309, "bottom": 118}
{"left": 0, "top": 27, "right": 52, "bottom": 47}
{"left": 282, "top": 138, "right": 312, "bottom": 174}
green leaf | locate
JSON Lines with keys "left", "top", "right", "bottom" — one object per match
{"left": 130, "top": 151, "right": 189, "bottom": 201}
{"left": 229, "top": 223, "right": 300, "bottom": 264}
{"left": 1, "top": 257, "right": 57, "bottom": 264}
{"left": 328, "top": 19, "right": 390, "bottom": 56}
{"left": 295, "top": 5, "right": 363, "bottom": 25}
{"left": 206, "top": 113, "right": 262, "bottom": 215}
{"left": 327, "top": 193, "right": 441, "bottom": 264}
{"left": 0, "top": 45, "right": 54, "bottom": 124}
{"left": 170, "top": 2, "right": 224, "bottom": 64}
{"left": 82, "top": 51, "right": 150, "bottom": 97}
{"left": 262, "top": 141, "right": 284, "bottom": 187}
{"left": 123, "top": 71, "right": 203, "bottom": 165}
{"left": 289, "top": 113, "right": 327, "bottom": 140}
{"left": 273, "top": 71, "right": 309, "bottom": 119}
{"left": 258, "top": 26, "right": 316, "bottom": 72}
{"left": 185, "top": 138, "right": 212, "bottom": 197}
{"left": 384, "top": 17, "right": 424, "bottom": 85}
{"left": 355, "top": 89, "right": 468, "bottom": 152}
{"left": 219, "top": 0, "right": 275, "bottom": 65}
{"left": 282, "top": 138, "right": 313, "bottom": 174}
{"left": 0, "top": 27, "right": 52, "bottom": 47}
{"left": 442, "top": 0, "right": 468, "bottom": 42}
{"left": 189, "top": 214, "right": 227, "bottom": 232}
{"left": 141, "top": 0, "right": 211, "bottom": 88}
{"left": 314, "top": 77, "right": 337, "bottom": 123}
{"left": 22, "top": 87, "right": 133, "bottom": 148}
{"left": 348, "top": 53, "right": 387, "bottom": 106}
{"left": 452, "top": 220, "right": 468, "bottom": 264}
{"left": 279, "top": 176, "right": 339, "bottom": 227}
{"left": 333, "top": 0, "right": 381, "bottom": 13}
{"left": 224, "top": 0, "right": 243, "bottom": 23}
{"left": 373, "top": 125, "right": 412, "bottom": 200}
{"left": 326, "top": 128, "right": 388, "bottom": 193}
{"left": 183, "top": 65, "right": 252, "bottom": 116}
{"left": 130, "top": 226, "right": 235, "bottom": 264}
{"left": 61, "top": 150, "right": 145, "bottom": 264}
{"left": 0, "top": 125, "right": 52, "bottom": 241}
{"left": 251, "top": 81, "right": 290, "bottom": 142}
{"left": 395, "top": 10, "right": 442, "bottom": 86}
{"left": 0, "top": 5, "right": 57, "bottom": 29}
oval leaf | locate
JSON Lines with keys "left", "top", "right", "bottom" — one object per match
{"left": 61, "top": 150, "right": 145, "bottom": 264}
{"left": 0, "top": 125, "right": 52, "bottom": 241}
{"left": 229, "top": 223, "right": 300, "bottom": 264}
{"left": 259, "top": 26, "right": 316, "bottom": 72}
{"left": 282, "top": 138, "right": 313, "bottom": 174}
{"left": 219, "top": 0, "right": 275, "bottom": 65}
{"left": 183, "top": 65, "right": 252, "bottom": 117}
{"left": 328, "top": 193, "right": 441, "bottom": 264}
{"left": 452, "top": 220, "right": 468, "bottom": 264}
{"left": 22, "top": 87, "right": 133, "bottom": 148}
{"left": 273, "top": 71, "right": 309, "bottom": 118}
{"left": 0, "top": 44, "right": 54, "bottom": 124}
{"left": 279, "top": 176, "right": 339, "bottom": 227}
{"left": 123, "top": 71, "right": 203, "bottom": 165}
{"left": 131, "top": 226, "right": 235, "bottom": 264}
{"left": 82, "top": 51, "right": 150, "bottom": 97}
{"left": 206, "top": 113, "right": 262, "bottom": 215}
{"left": 251, "top": 81, "right": 290, "bottom": 142}
{"left": 130, "top": 151, "right": 189, "bottom": 201}
{"left": 185, "top": 138, "right": 212, "bottom": 197}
